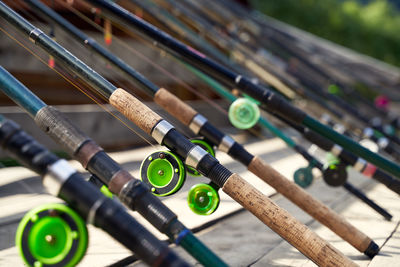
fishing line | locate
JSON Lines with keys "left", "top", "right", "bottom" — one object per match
{"left": 0, "top": 19, "right": 155, "bottom": 147}
{"left": 68, "top": 0, "right": 278, "bottom": 142}
{"left": 63, "top": 0, "right": 230, "bottom": 115}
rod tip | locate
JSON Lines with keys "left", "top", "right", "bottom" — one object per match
{"left": 364, "top": 241, "right": 380, "bottom": 258}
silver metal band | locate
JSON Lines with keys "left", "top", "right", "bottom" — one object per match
{"left": 185, "top": 146, "right": 208, "bottom": 169}
{"left": 353, "top": 158, "right": 367, "bottom": 172}
{"left": 43, "top": 159, "right": 76, "bottom": 196}
{"left": 86, "top": 198, "right": 104, "bottom": 225}
{"left": 378, "top": 137, "right": 389, "bottom": 149}
{"left": 235, "top": 75, "right": 242, "bottom": 84}
{"left": 330, "top": 144, "right": 343, "bottom": 156}
{"left": 151, "top": 120, "right": 174, "bottom": 144}
{"left": 29, "top": 28, "right": 44, "bottom": 43}
{"left": 333, "top": 124, "right": 345, "bottom": 134}
{"left": 320, "top": 114, "right": 331, "bottom": 124}
{"left": 363, "top": 127, "right": 374, "bottom": 138}
{"left": 218, "top": 135, "right": 235, "bottom": 153}
{"left": 189, "top": 114, "right": 207, "bottom": 134}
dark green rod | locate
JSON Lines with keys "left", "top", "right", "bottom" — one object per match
{"left": 85, "top": 0, "right": 400, "bottom": 179}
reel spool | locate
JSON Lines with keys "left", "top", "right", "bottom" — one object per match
{"left": 140, "top": 151, "right": 186, "bottom": 196}
{"left": 16, "top": 203, "right": 88, "bottom": 267}
{"left": 187, "top": 183, "right": 220, "bottom": 215}
{"left": 88, "top": 175, "right": 113, "bottom": 199}
{"left": 187, "top": 139, "right": 215, "bottom": 177}
{"left": 228, "top": 98, "right": 260, "bottom": 129}
{"left": 293, "top": 166, "right": 313, "bottom": 188}
{"left": 323, "top": 153, "right": 347, "bottom": 187}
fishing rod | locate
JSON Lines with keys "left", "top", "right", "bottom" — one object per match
{"left": 0, "top": 116, "right": 189, "bottom": 267}
{"left": 0, "top": 3, "right": 357, "bottom": 265}
{"left": 84, "top": 0, "right": 400, "bottom": 179}
{"left": 0, "top": 66, "right": 226, "bottom": 267}
{"left": 23, "top": 0, "right": 385, "bottom": 255}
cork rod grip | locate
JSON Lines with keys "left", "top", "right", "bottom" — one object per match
{"left": 222, "top": 174, "right": 357, "bottom": 267}
{"left": 248, "top": 156, "right": 371, "bottom": 253}
{"left": 109, "top": 88, "right": 162, "bottom": 134}
{"left": 154, "top": 88, "right": 197, "bottom": 125}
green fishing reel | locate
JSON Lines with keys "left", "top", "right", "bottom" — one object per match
{"left": 16, "top": 203, "right": 88, "bottom": 267}
{"left": 228, "top": 98, "right": 260, "bottom": 129}
{"left": 187, "top": 183, "right": 220, "bottom": 215}
{"left": 187, "top": 139, "right": 215, "bottom": 177}
{"left": 140, "top": 150, "right": 186, "bottom": 196}
{"left": 293, "top": 165, "right": 314, "bottom": 188}
{"left": 323, "top": 153, "right": 347, "bottom": 187}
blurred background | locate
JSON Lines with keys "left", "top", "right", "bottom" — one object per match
{"left": 251, "top": 0, "right": 400, "bottom": 67}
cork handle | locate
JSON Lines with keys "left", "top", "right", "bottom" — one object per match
{"left": 109, "top": 88, "right": 162, "bottom": 134}
{"left": 248, "top": 156, "right": 371, "bottom": 253}
{"left": 222, "top": 174, "right": 357, "bottom": 267}
{"left": 154, "top": 88, "right": 197, "bottom": 125}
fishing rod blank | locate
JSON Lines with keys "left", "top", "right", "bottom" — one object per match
{"left": 25, "top": 0, "right": 383, "bottom": 257}
{"left": 0, "top": 116, "right": 189, "bottom": 267}
{"left": 84, "top": 0, "right": 400, "bottom": 179}
{"left": 0, "top": 66, "right": 227, "bottom": 267}
{"left": 0, "top": 3, "right": 357, "bottom": 265}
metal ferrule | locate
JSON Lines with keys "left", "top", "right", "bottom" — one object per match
{"left": 330, "top": 144, "right": 343, "bottom": 156}
{"left": 185, "top": 146, "right": 208, "bottom": 169}
{"left": 29, "top": 28, "right": 43, "bottom": 43}
{"left": 320, "top": 114, "right": 331, "bottom": 124}
{"left": 189, "top": 114, "right": 207, "bottom": 134}
{"left": 151, "top": 120, "right": 174, "bottom": 144}
{"left": 353, "top": 158, "right": 367, "bottom": 172}
{"left": 218, "top": 135, "right": 235, "bottom": 153}
{"left": 333, "top": 124, "right": 345, "bottom": 134}
{"left": 378, "top": 137, "right": 389, "bottom": 149}
{"left": 235, "top": 75, "right": 242, "bottom": 84}
{"left": 43, "top": 159, "right": 76, "bottom": 196}
{"left": 86, "top": 198, "right": 104, "bottom": 225}
{"left": 363, "top": 127, "right": 374, "bottom": 138}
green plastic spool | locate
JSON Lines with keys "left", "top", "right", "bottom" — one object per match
{"left": 228, "top": 98, "right": 260, "bottom": 129}
{"left": 187, "top": 183, "right": 220, "bottom": 215}
{"left": 187, "top": 139, "right": 215, "bottom": 177}
{"left": 140, "top": 151, "right": 186, "bottom": 196}
{"left": 16, "top": 203, "right": 88, "bottom": 267}
{"left": 100, "top": 185, "right": 114, "bottom": 199}
{"left": 293, "top": 167, "right": 313, "bottom": 188}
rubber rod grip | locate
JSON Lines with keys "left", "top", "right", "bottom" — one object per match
{"left": 221, "top": 173, "right": 356, "bottom": 267}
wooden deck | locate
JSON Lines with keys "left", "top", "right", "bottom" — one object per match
{"left": 0, "top": 136, "right": 399, "bottom": 266}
